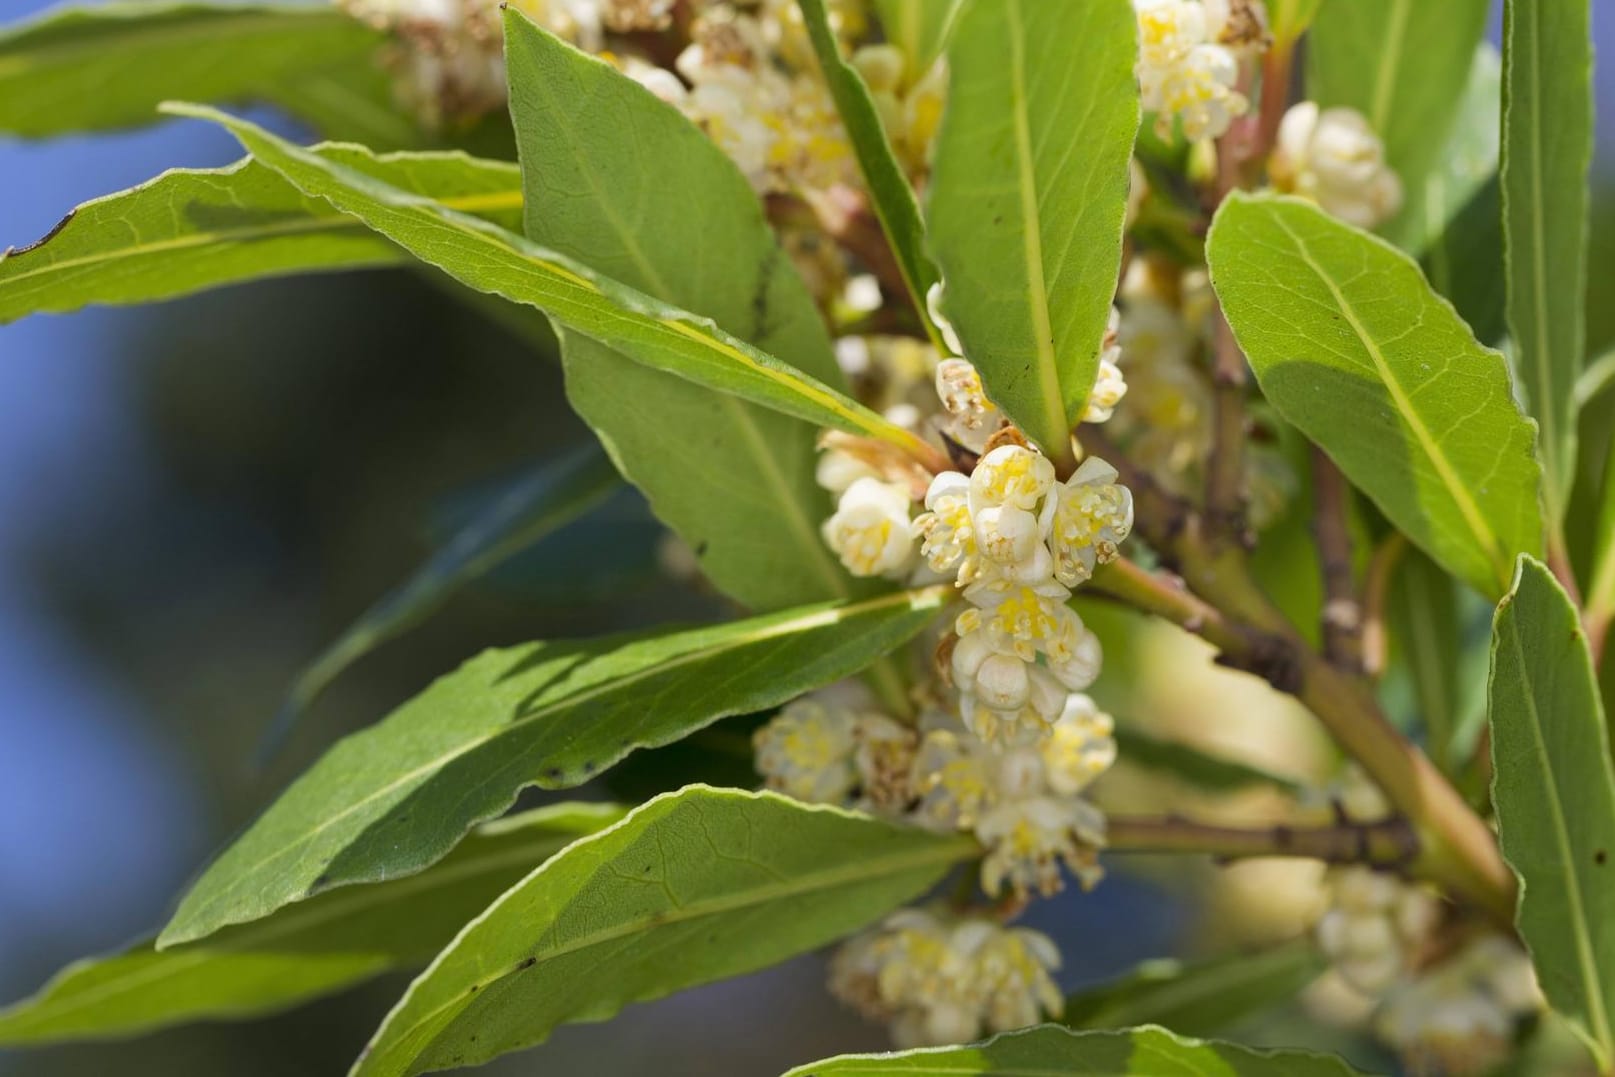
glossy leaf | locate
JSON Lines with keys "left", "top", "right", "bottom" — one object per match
{"left": 0, "top": 2, "right": 384, "bottom": 139}
{"left": 501, "top": 16, "right": 898, "bottom": 612}
{"left": 1308, "top": 0, "right": 1490, "bottom": 253}
{"left": 158, "top": 584, "right": 950, "bottom": 947}
{"left": 169, "top": 106, "right": 935, "bottom": 545}
{"left": 1489, "top": 555, "right": 1615, "bottom": 1070}
{"left": 1502, "top": 0, "right": 1593, "bottom": 520}
{"left": 1267, "top": 0, "right": 1320, "bottom": 51}
{"left": 797, "top": 0, "right": 940, "bottom": 345}
{"left": 1062, "top": 941, "right": 1327, "bottom": 1038}
{"left": 1207, "top": 192, "right": 1543, "bottom": 600}
{"left": 1114, "top": 728, "right": 1302, "bottom": 798}
{"left": 1420, "top": 46, "right": 1504, "bottom": 346}
{"left": 352, "top": 787, "right": 971, "bottom": 1075}
{"left": 781, "top": 1024, "right": 1365, "bottom": 1076}
{"left": 870, "top": 0, "right": 958, "bottom": 76}
{"left": 0, "top": 804, "right": 622, "bottom": 1046}
{"left": 927, "top": 0, "right": 1138, "bottom": 455}
{"left": 0, "top": 150, "right": 523, "bottom": 324}
{"left": 275, "top": 445, "right": 620, "bottom": 737}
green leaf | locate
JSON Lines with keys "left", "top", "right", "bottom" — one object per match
{"left": 1267, "top": 0, "right": 1321, "bottom": 51}
{"left": 796, "top": 0, "right": 940, "bottom": 346}
{"left": 1062, "top": 941, "right": 1327, "bottom": 1038}
{"left": 0, "top": 803, "right": 622, "bottom": 1046}
{"left": 0, "top": 149, "right": 523, "bottom": 324}
{"left": 870, "top": 0, "right": 959, "bottom": 76}
{"left": 1420, "top": 45, "right": 1504, "bottom": 346}
{"left": 1489, "top": 555, "right": 1615, "bottom": 1069}
{"left": 781, "top": 1024, "right": 1367, "bottom": 1076}
{"left": 276, "top": 445, "right": 620, "bottom": 736}
{"left": 167, "top": 106, "right": 937, "bottom": 577}
{"left": 927, "top": 0, "right": 1139, "bottom": 456}
{"left": 1386, "top": 548, "right": 1462, "bottom": 770}
{"left": 1307, "top": 0, "right": 1490, "bottom": 253}
{"left": 157, "top": 584, "right": 950, "bottom": 947}
{"left": 1113, "top": 728, "right": 1302, "bottom": 798}
{"left": 500, "top": 15, "right": 894, "bottom": 612}
{"left": 1207, "top": 192, "right": 1543, "bottom": 600}
{"left": 0, "top": 2, "right": 384, "bottom": 139}
{"left": 1502, "top": 0, "right": 1593, "bottom": 522}
{"left": 352, "top": 786, "right": 973, "bottom": 1077}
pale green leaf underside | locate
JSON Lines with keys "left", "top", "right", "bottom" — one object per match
{"left": 797, "top": 0, "right": 940, "bottom": 346}
{"left": 1062, "top": 942, "right": 1327, "bottom": 1038}
{"left": 1207, "top": 193, "right": 1542, "bottom": 599}
{"left": 0, "top": 2, "right": 384, "bottom": 139}
{"left": 353, "top": 787, "right": 974, "bottom": 1077}
{"left": 782, "top": 1024, "right": 1366, "bottom": 1076}
{"left": 1502, "top": 0, "right": 1592, "bottom": 518}
{"left": 927, "top": 0, "right": 1139, "bottom": 452}
{"left": 1489, "top": 555, "right": 1615, "bottom": 1069}
{"left": 0, "top": 804, "right": 623, "bottom": 1046}
{"left": 501, "top": 16, "right": 864, "bottom": 612}
{"left": 276, "top": 445, "right": 620, "bottom": 735}
{"left": 158, "top": 584, "right": 949, "bottom": 947}
{"left": 168, "top": 104, "right": 930, "bottom": 499}
{"left": 1307, "top": 0, "right": 1490, "bottom": 254}
{"left": 0, "top": 149, "right": 522, "bottom": 324}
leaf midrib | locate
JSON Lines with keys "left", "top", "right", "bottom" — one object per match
{"left": 1516, "top": 5, "right": 1564, "bottom": 502}
{"left": 1003, "top": 0, "right": 1068, "bottom": 444}
{"left": 1368, "top": 0, "right": 1411, "bottom": 136}
{"left": 1270, "top": 211, "right": 1509, "bottom": 589}
{"left": 0, "top": 189, "right": 523, "bottom": 289}
{"left": 364, "top": 828, "right": 971, "bottom": 1071}
{"left": 169, "top": 586, "right": 944, "bottom": 938}
{"left": 1503, "top": 608, "right": 1613, "bottom": 1058}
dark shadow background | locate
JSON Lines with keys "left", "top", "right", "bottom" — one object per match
{"left": 0, "top": 2, "right": 1612, "bottom": 1074}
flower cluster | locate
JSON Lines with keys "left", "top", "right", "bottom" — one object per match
{"left": 1314, "top": 865, "right": 1441, "bottom": 996}
{"left": 337, "top": 0, "right": 603, "bottom": 127}
{"left": 1270, "top": 102, "right": 1403, "bottom": 229}
{"left": 1133, "top": 0, "right": 1262, "bottom": 141}
{"left": 1374, "top": 935, "right": 1540, "bottom": 1077}
{"left": 913, "top": 695, "right": 1116, "bottom": 896}
{"left": 755, "top": 685, "right": 1119, "bottom": 900}
{"left": 829, "top": 908, "right": 1064, "bottom": 1048}
{"left": 919, "top": 447, "right": 1131, "bottom": 744}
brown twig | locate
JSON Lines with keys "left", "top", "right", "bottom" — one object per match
{"left": 1107, "top": 812, "right": 1418, "bottom": 869}
{"left": 1310, "top": 448, "right": 1363, "bottom": 673}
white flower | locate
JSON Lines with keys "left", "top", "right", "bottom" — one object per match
{"left": 926, "top": 282, "right": 966, "bottom": 356}
{"left": 1048, "top": 457, "right": 1135, "bottom": 586}
{"left": 1041, "top": 694, "right": 1117, "bottom": 796}
{"left": 1372, "top": 935, "right": 1539, "bottom": 1076}
{"left": 753, "top": 696, "right": 860, "bottom": 804}
{"left": 822, "top": 477, "right": 917, "bottom": 578}
{"left": 912, "top": 471, "right": 979, "bottom": 579}
{"left": 969, "top": 445, "right": 1057, "bottom": 513}
{"left": 910, "top": 728, "right": 998, "bottom": 829}
{"left": 828, "top": 908, "right": 1064, "bottom": 1046}
{"left": 1271, "top": 102, "right": 1403, "bottom": 229}
{"left": 754, "top": 686, "right": 916, "bottom": 809}
{"left": 978, "top": 795, "right": 1106, "bottom": 897}
{"left": 1134, "top": 0, "right": 1248, "bottom": 141}
{"left": 1082, "top": 308, "right": 1128, "bottom": 423}
{"left": 1315, "top": 865, "right": 1442, "bottom": 999}
{"left": 935, "top": 358, "right": 1002, "bottom": 451}
{"left": 816, "top": 447, "right": 882, "bottom": 496}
